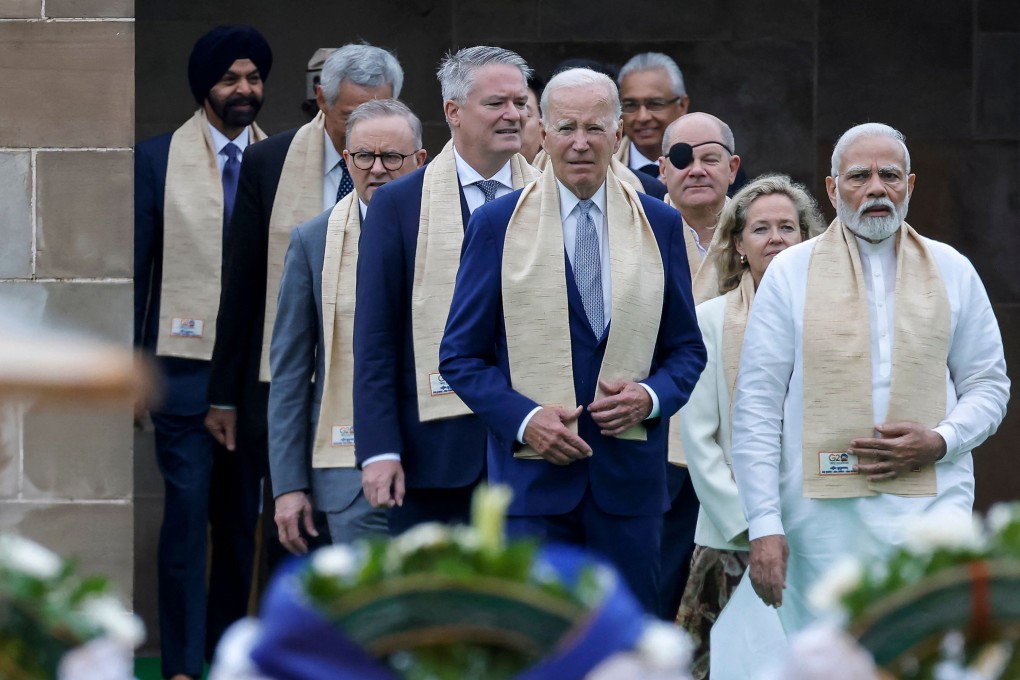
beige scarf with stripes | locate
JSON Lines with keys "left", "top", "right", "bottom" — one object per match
{"left": 158, "top": 110, "right": 266, "bottom": 360}
{"left": 412, "top": 141, "right": 538, "bottom": 422}
{"left": 502, "top": 167, "right": 664, "bottom": 459}
{"left": 801, "top": 220, "right": 948, "bottom": 499}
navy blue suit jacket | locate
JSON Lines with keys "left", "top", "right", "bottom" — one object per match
{"left": 134, "top": 131, "right": 214, "bottom": 416}
{"left": 634, "top": 170, "right": 667, "bottom": 200}
{"left": 352, "top": 167, "right": 487, "bottom": 489}
{"left": 438, "top": 187, "right": 706, "bottom": 518}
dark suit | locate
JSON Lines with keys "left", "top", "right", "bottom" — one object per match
{"left": 268, "top": 207, "right": 386, "bottom": 541}
{"left": 134, "top": 130, "right": 263, "bottom": 677}
{"left": 353, "top": 168, "right": 488, "bottom": 533}
{"left": 438, "top": 185, "right": 706, "bottom": 611}
{"left": 634, "top": 169, "right": 667, "bottom": 200}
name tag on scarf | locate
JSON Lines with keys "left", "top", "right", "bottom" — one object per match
{"left": 170, "top": 317, "right": 204, "bottom": 338}
{"left": 429, "top": 372, "right": 456, "bottom": 397}
{"left": 818, "top": 451, "right": 859, "bottom": 476}
{"left": 331, "top": 425, "right": 355, "bottom": 447}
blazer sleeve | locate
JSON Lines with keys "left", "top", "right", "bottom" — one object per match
{"left": 267, "top": 226, "right": 317, "bottom": 497}
{"left": 640, "top": 205, "right": 707, "bottom": 420}
{"left": 133, "top": 142, "right": 161, "bottom": 350}
{"left": 681, "top": 301, "right": 748, "bottom": 544}
{"left": 439, "top": 206, "right": 541, "bottom": 448}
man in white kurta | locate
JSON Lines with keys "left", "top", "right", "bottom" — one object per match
{"left": 730, "top": 123, "right": 1009, "bottom": 637}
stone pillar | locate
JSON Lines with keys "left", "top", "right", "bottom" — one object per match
{"left": 0, "top": 0, "right": 135, "bottom": 601}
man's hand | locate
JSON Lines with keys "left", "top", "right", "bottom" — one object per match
{"left": 274, "top": 491, "right": 318, "bottom": 555}
{"left": 204, "top": 407, "right": 237, "bottom": 451}
{"left": 850, "top": 421, "right": 947, "bottom": 482}
{"left": 749, "top": 534, "right": 788, "bottom": 608}
{"left": 362, "top": 460, "right": 405, "bottom": 508}
{"left": 523, "top": 406, "right": 591, "bottom": 465}
{"left": 587, "top": 379, "right": 652, "bottom": 436}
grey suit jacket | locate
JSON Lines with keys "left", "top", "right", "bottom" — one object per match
{"left": 267, "top": 207, "right": 362, "bottom": 513}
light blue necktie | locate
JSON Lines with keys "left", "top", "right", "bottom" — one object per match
{"left": 574, "top": 199, "right": 604, "bottom": 337}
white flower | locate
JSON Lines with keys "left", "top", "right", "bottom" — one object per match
{"left": 986, "top": 503, "right": 1016, "bottom": 536}
{"left": 634, "top": 619, "right": 693, "bottom": 671}
{"left": 208, "top": 618, "right": 272, "bottom": 680}
{"left": 0, "top": 533, "right": 62, "bottom": 579}
{"left": 807, "top": 555, "right": 863, "bottom": 614}
{"left": 761, "top": 622, "right": 880, "bottom": 680}
{"left": 902, "top": 511, "right": 984, "bottom": 555}
{"left": 80, "top": 595, "right": 145, "bottom": 648}
{"left": 385, "top": 523, "right": 450, "bottom": 573}
{"left": 311, "top": 545, "right": 359, "bottom": 579}
{"left": 58, "top": 637, "right": 134, "bottom": 680}
{"left": 451, "top": 526, "right": 482, "bottom": 552}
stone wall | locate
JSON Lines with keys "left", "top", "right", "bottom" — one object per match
{"left": 0, "top": 0, "right": 135, "bottom": 601}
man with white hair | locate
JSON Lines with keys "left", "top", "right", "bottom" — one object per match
{"left": 731, "top": 122, "right": 1009, "bottom": 635}
{"left": 617, "top": 52, "right": 689, "bottom": 177}
{"left": 353, "top": 46, "right": 538, "bottom": 532}
{"left": 439, "top": 68, "right": 706, "bottom": 611}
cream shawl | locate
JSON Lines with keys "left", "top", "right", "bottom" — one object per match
{"left": 801, "top": 220, "right": 949, "bottom": 499}
{"left": 614, "top": 135, "right": 632, "bottom": 167}
{"left": 502, "top": 166, "right": 664, "bottom": 459}
{"left": 533, "top": 149, "right": 648, "bottom": 196}
{"left": 259, "top": 111, "right": 328, "bottom": 381}
{"left": 412, "top": 141, "right": 538, "bottom": 422}
{"left": 158, "top": 110, "right": 266, "bottom": 360}
{"left": 311, "top": 194, "right": 361, "bottom": 468}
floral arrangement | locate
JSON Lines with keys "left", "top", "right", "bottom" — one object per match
{"left": 808, "top": 503, "right": 1020, "bottom": 679}
{"left": 0, "top": 533, "right": 143, "bottom": 680}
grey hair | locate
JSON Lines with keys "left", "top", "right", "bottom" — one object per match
{"left": 541, "top": 68, "right": 621, "bottom": 130}
{"left": 436, "top": 45, "right": 531, "bottom": 103}
{"left": 661, "top": 112, "right": 736, "bottom": 156}
{"left": 618, "top": 52, "right": 686, "bottom": 97}
{"left": 345, "top": 98, "right": 423, "bottom": 149}
{"left": 713, "top": 174, "right": 826, "bottom": 293}
{"left": 830, "top": 122, "right": 911, "bottom": 176}
{"left": 320, "top": 43, "right": 404, "bottom": 107}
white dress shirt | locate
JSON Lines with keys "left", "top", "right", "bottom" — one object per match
{"left": 730, "top": 231, "right": 1009, "bottom": 631}
{"left": 207, "top": 123, "right": 251, "bottom": 172}
{"left": 322, "top": 129, "right": 343, "bottom": 212}
{"left": 453, "top": 147, "right": 514, "bottom": 210}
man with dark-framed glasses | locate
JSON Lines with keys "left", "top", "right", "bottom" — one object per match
{"left": 617, "top": 52, "right": 690, "bottom": 179}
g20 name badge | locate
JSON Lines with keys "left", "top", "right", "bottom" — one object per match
{"left": 332, "top": 425, "right": 355, "bottom": 447}
{"left": 170, "top": 317, "right": 204, "bottom": 338}
{"left": 429, "top": 372, "right": 455, "bottom": 397}
{"left": 819, "top": 451, "right": 858, "bottom": 476}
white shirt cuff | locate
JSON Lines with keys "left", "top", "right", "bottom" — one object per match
{"left": 362, "top": 453, "right": 401, "bottom": 467}
{"left": 638, "top": 382, "right": 660, "bottom": 419}
{"left": 933, "top": 424, "right": 957, "bottom": 461}
{"left": 209, "top": 404, "right": 236, "bottom": 410}
{"left": 517, "top": 406, "right": 544, "bottom": 444}
{"left": 748, "top": 516, "right": 786, "bottom": 542}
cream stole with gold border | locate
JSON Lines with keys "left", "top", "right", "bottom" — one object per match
{"left": 158, "top": 110, "right": 266, "bottom": 360}
{"left": 412, "top": 141, "right": 538, "bottom": 422}
{"left": 259, "top": 111, "right": 327, "bottom": 381}
{"left": 311, "top": 193, "right": 361, "bottom": 468}
{"left": 502, "top": 167, "right": 664, "bottom": 459}
{"left": 801, "top": 220, "right": 948, "bottom": 499}
{"left": 533, "top": 149, "right": 648, "bottom": 196}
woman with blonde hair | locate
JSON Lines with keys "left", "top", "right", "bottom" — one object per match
{"left": 676, "top": 174, "right": 824, "bottom": 679}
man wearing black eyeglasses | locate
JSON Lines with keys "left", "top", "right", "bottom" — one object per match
{"left": 268, "top": 99, "right": 426, "bottom": 555}
{"left": 617, "top": 53, "right": 690, "bottom": 179}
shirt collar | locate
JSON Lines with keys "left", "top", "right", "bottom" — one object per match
{"left": 452, "top": 146, "right": 513, "bottom": 189}
{"left": 359, "top": 198, "right": 369, "bottom": 220}
{"left": 207, "top": 122, "right": 251, "bottom": 155}
{"left": 556, "top": 179, "right": 608, "bottom": 222}
{"left": 629, "top": 141, "right": 657, "bottom": 169}
{"left": 323, "top": 128, "right": 342, "bottom": 177}
{"left": 855, "top": 230, "right": 898, "bottom": 256}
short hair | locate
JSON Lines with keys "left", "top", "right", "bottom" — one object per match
{"left": 661, "top": 112, "right": 736, "bottom": 156}
{"left": 436, "top": 46, "right": 531, "bottom": 103}
{"left": 830, "top": 122, "right": 911, "bottom": 176}
{"left": 618, "top": 52, "right": 686, "bottom": 97}
{"left": 345, "top": 98, "right": 423, "bottom": 149}
{"left": 319, "top": 43, "right": 403, "bottom": 107}
{"left": 713, "top": 174, "right": 826, "bottom": 293}
{"left": 541, "top": 68, "right": 621, "bottom": 130}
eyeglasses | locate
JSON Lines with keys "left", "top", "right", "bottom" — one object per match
{"left": 349, "top": 151, "right": 419, "bottom": 171}
{"left": 621, "top": 97, "right": 681, "bottom": 114}
{"left": 836, "top": 169, "right": 905, "bottom": 189}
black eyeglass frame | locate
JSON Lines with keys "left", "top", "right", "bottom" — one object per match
{"left": 348, "top": 150, "right": 420, "bottom": 171}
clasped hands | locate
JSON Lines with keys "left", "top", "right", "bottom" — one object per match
{"left": 848, "top": 420, "right": 946, "bottom": 481}
{"left": 523, "top": 379, "right": 651, "bottom": 466}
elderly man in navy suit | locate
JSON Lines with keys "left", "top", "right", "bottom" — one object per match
{"left": 439, "top": 68, "right": 706, "bottom": 611}
{"left": 353, "top": 46, "right": 538, "bottom": 533}
{"left": 268, "top": 99, "right": 426, "bottom": 555}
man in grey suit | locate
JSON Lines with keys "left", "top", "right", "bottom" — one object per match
{"left": 268, "top": 99, "right": 427, "bottom": 553}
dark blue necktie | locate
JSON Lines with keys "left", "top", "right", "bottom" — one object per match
{"left": 638, "top": 163, "right": 659, "bottom": 178}
{"left": 221, "top": 142, "right": 241, "bottom": 235}
{"left": 336, "top": 157, "right": 354, "bottom": 203}
{"left": 473, "top": 179, "right": 501, "bottom": 204}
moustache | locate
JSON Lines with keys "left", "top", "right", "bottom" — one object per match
{"left": 857, "top": 197, "right": 896, "bottom": 217}
{"left": 223, "top": 93, "right": 261, "bottom": 109}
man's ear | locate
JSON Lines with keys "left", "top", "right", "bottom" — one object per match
{"left": 825, "top": 175, "right": 838, "bottom": 209}
{"left": 315, "top": 85, "right": 328, "bottom": 115}
{"left": 444, "top": 99, "right": 460, "bottom": 129}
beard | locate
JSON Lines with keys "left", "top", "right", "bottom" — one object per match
{"left": 836, "top": 193, "right": 908, "bottom": 242}
{"left": 209, "top": 92, "right": 262, "bottom": 128}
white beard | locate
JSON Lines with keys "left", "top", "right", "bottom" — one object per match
{"left": 836, "top": 193, "right": 908, "bottom": 241}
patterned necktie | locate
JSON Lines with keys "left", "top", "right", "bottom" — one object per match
{"left": 221, "top": 142, "right": 241, "bottom": 234}
{"left": 473, "top": 179, "right": 501, "bottom": 204}
{"left": 335, "top": 157, "right": 354, "bottom": 203}
{"left": 574, "top": 199, "right": 605, "bottom": 337}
